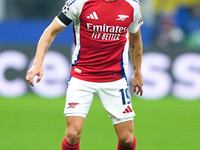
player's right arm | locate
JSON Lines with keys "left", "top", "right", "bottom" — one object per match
{"left": 26, "top": 0, "right": 79, "bottom": 86}
{"left": 26, "top": 18, "right": 66, "bottom": 87}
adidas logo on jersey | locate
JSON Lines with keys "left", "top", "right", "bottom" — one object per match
{"left": 123, "top": 106, "right": 133, "bottom": 113}
{"left": 87, "top": 12, "right": 99, "bottom": 19}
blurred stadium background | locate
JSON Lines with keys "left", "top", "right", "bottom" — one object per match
{"left": 0, "top": 0, "right": 200, "bottom": 150}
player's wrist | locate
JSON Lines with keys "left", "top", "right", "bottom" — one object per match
{"left": 133, "top": 69, "right": 141, "bottom": 75}
{"left": 33, "top": 61, "right": 43, "bottom": 68}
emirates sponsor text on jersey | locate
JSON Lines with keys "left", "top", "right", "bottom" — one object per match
{"left": 87, "top": 23, "right": 127, "bottom": 41}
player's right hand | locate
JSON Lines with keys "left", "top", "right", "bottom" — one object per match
{"left": 25, "top": 65, "right": 43, "bottom": 87}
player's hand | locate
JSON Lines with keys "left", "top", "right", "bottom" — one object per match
{"left": 131, "top": 73, "right": 143, "bottom": 96}
{"left": 26, "top": 65, "right": 43, "bottom": 87}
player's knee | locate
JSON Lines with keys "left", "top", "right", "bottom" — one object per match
{"left": 66, "top": 129, "right": 81, "bottom": 145}
{"left": 118, "top": 134, "right": 134, "bottom": 147}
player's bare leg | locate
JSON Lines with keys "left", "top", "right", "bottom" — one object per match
{"left": 114, "top": 120, "right": 136, "bottom": 150}
{"left": 66, "top": 116, "right": 85, "bottom": 144}
{"left": 61, "top": 116, "right": 85, "bottom": 150}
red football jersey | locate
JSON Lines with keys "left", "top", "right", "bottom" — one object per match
{"left": 56, "top": 0, "right": 143, "bottom": 82}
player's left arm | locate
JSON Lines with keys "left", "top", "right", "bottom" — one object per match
{"left": 129, "top": 28, "right": 143, "bottom": 96}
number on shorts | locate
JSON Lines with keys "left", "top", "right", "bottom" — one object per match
{"left": 119, "top": 88, "right": 131, "bottom": 105}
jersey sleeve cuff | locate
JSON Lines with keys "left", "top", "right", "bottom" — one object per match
{"left": 56, "top": 12, "right": 73, "bottom": 27}
{"left": 129, "top": 20, "right": 143, "bottom": 33}
{"left": 55, "top": 16, "right": 67, "bottom": 27}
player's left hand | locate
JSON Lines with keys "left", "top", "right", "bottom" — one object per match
{"left": 131, "top": 73, "right": 143, "bottom": 96}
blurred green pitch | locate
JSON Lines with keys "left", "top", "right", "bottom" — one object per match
{"left": 0, "top": 94, "right": 200, "bottom": 150}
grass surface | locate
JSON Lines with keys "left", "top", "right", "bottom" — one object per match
{"left": 0, "top": 94, "right": 200, "bottom": 150}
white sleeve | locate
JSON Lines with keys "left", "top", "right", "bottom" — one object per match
{"left": 128, "top": 2, "right": 143, "bottom": 33}
{"left": 55, "top": 16, "right": 68, "bottom": 27}
{"left": 61, "top": 0, "right": 86, "bottom": 21}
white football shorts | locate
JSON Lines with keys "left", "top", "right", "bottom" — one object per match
{"left": 64, "top": 77, "right": 136, "bottom": 125}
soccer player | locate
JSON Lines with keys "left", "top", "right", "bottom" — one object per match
{"left": 26, "top": 0, "right": 144, "bottom": 149}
